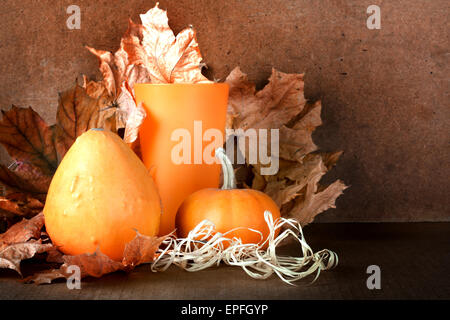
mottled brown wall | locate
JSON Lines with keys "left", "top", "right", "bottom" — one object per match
{"left": 0, "top": 0, "right": 448, "bottom": 222}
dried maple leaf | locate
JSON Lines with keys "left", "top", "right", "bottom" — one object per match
{"left": 0, "top": 212, "right": 53, "bottom": 275}
{"left": 85, "top": 19, "right": 149, "bottom": 143}
{"left": 86, "top": 19, "right": 150, "bottom": 98}
{"left": 85, "top": 19, "right": 149, "bottom": 138}
{"left": 132, "top": 3, "right": 210, "bottom": 84}
{"left": 0, "top": 162, "right": 51, "bottom": 195}
{"left": 54, "top": 84, "right": 117, "bottom": 160}
{"left": 0, "top": 212, "right": 44, "bottom": 246}
{"left": 122, "top": 232, "right": 166, "bottom": 268}
{"left": 0, "top": 192, "right": 44, "bottom": 224}
{"left": 0, "top": 241, "right": 53, "bottom": 275}
{"left": 0, "top": 85, "right": 118, "bottom": 221}
{"left": 0, "top": 107, "right": 55, "bottom": 221}
{"left": 225, "top": 67, "right": 347, "bottom": 225}
{"left": 23, "top": 249, "right": 125, "bottom": 284}
{"left": 0, "top": 106, "right": 58, "bottom": 176}
{"left": 21, "top": 268, "right": 69, "bottom": 285}
{"left": 63, "top": 249, "right": 125, "bottom": 278}
{"left": 226, "top": 67, "right": 306, "bottom": 131}
{"left": 45, "top": 246, "right": 64, "bottom": 263}
{"left": 25, "top": 231, "right": 166, "bottom": 285}
{"left": 226, "top": 67, "right": 318, "bottom": 162}
{"left": 0, "top": 169, "right": 46, "bottom": 222}
{"left": 117, "top": 82, "right": 146, "bottom": 144}
{"left": 288, "top": 180, "right": 348, "bottom": 226}
{"left": 86, "top": 3, "right": 211, "bottom": 144}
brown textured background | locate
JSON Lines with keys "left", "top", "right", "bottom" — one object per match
{"left": 0, "top": 0, "right": 448, "bottom": 222}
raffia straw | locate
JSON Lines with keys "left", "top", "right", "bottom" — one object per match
{"left": 151, "top": 211, "right": 338, "bottom": 285}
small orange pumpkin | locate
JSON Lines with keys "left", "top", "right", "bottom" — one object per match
{"left": 175, "top": 148, "right": 281, "bottom": 248}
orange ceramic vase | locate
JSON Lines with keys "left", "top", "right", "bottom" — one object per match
{"left": 134, "top": 83, "right": 229, "bottom": 236}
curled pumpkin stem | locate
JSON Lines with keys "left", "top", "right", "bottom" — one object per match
{"left": 215, "top": 147, "right": 236, "bottom": 190}
{"left": 151, "top": 211, "right": 338, "bottom": 285}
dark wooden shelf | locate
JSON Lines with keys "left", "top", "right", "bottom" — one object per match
{"left": 1, "top": 222, "right": 449, "bottom": 300}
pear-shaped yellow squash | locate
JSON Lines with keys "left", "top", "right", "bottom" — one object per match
{"left": 44, "top": 129, "right": 161, "bottom": 261}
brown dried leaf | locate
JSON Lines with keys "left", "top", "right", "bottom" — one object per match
{"left": 0, "top": 212, "right": 44, "bottom": 247}
{"left": 0, "top": 192, "right": 44, "bottom": 221}
{"left": 82, "top": 76, "right": 110, "bottom": 100}
{"left": 122, "top": 232, "right": 166, "bottom": 268}
{"left": 22, "top": 268, "right": 70, "bottom": 285}
{"left": 80, "top": 78, "right": 119, "bottom": 132}
{"left": 278, "top": 154, "right": 325, "bottom": 184}
{"left": 225, "top": 67, "right": 347, "bottom": 225}
{"left": 279, "top": 101, "right": 322, "bottom": 161}
{"left": 226, "top": 67, "right": 306, "bottom": 131}
{"left": 45, "top": 246, "right": 64, "bottom": 264}
{"left": 62, "top": 249, "right": 125, "bottom": 278}
{"left": 130, "top": 3, "right": 210, "bottom": 84}
{"left": 0, "top": 240, "right": 53, "bottom": 275}
{"left": 54, "top": 84, "right": 117, "bottom": 159}
{"left": 265, "top": 180, "right": 304, "bottom": 208}
{"left": 251, "top": 166, "right": 266, "bottom": 190}
{"left": 86, "top": 19, "right": 150, "bottom": 98}
{"left": 25, "top": 231, "right": 165, "bottom": 284}
{"left": 0, "top": 213, "right": 51, "bottom": 275}
{"left": 0, "top": 162, "right": 51, "bottom": 195}
{"left": 22, "top": 249, "right": 125, "bottom": 285}
{"left": 86, "top": 20, "right": 149, "bottom": 139}
{"left": 86, "top": 3, "right": 212, "bottom": 147}
{"left": 0, "top": 106, "right": 58, "bottom": 175}
{"left": 320, "top": 151, "right": 344, "bottom": 170}
{"left": 226, "top": 68, "right": 318, "bottom": 164}
{"left": 85, "top": 47, "right": 120, "bottom": 98}
{"left": 0, "top": 156, "right": 49, "bottom": 221}
{"left": 0, "top": 85, "right": 117, "bottom": 219}
{"left": 117, "top": 83, "right": 146, "bottom": 143}
{"left": 288, "top": 180, "right": 348, "bottom": 226}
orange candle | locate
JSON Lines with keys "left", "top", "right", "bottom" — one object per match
{"left": 134, "top": 83, "right": 229, "bottom": 236}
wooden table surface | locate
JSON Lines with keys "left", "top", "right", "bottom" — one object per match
{"left": 1, "top": 223, "right": 449, "bottom": 300}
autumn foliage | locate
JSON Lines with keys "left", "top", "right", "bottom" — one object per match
{"left": 0, "top": 3, "right": 346, "bottom": 284}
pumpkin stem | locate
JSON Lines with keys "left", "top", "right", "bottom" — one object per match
{"left": 215, "top": 147, "right": 236, "bottom": 190}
